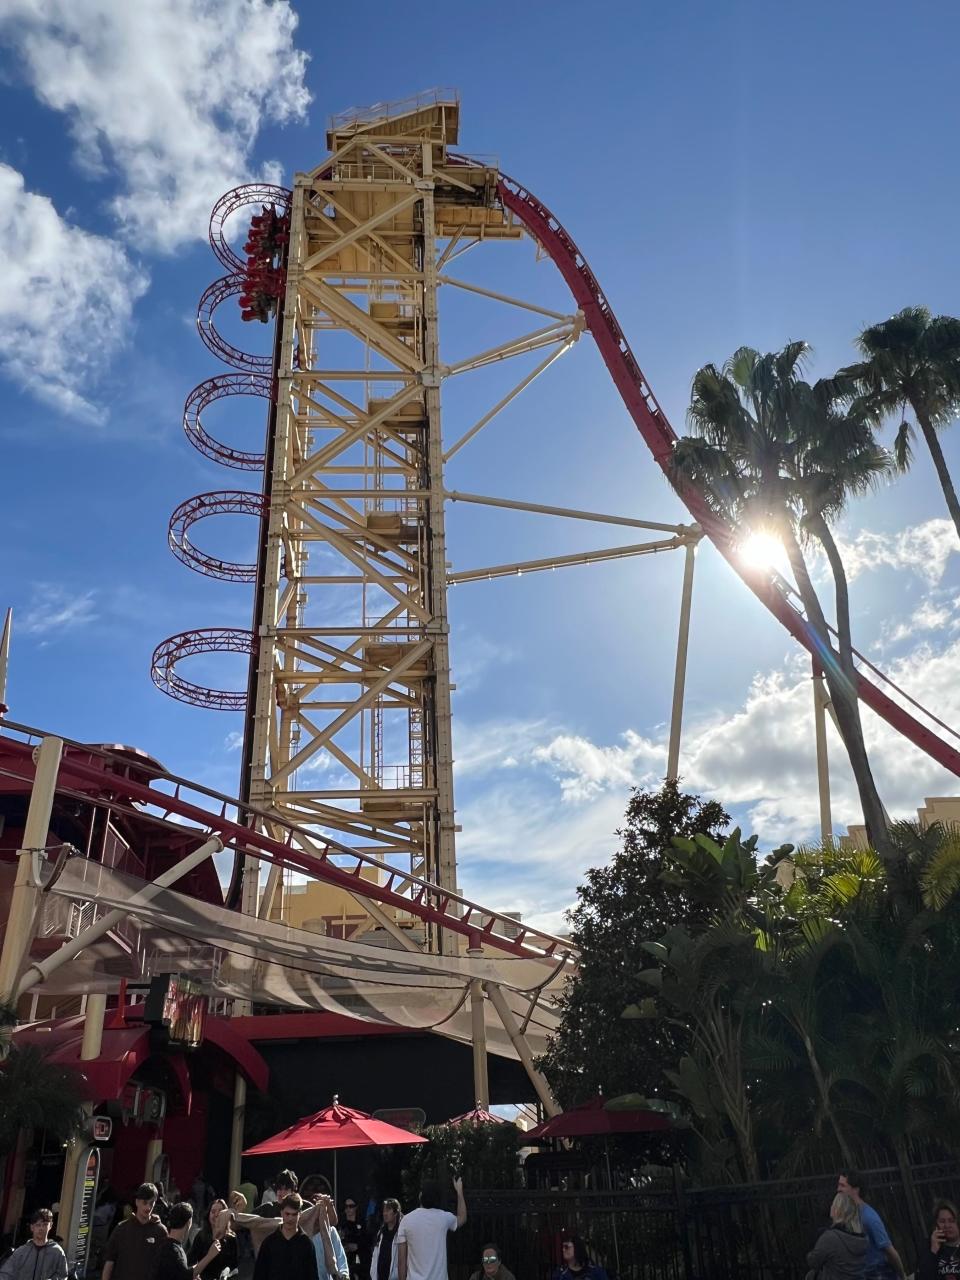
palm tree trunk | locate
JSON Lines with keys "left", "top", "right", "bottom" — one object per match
{"left": 808, "top": 514, "right": 856, "bottom": 685}
{"left": 781, "top": 525, "right": 893, "bottom": 862}
{"left": 807, "top": 1041, "right": 854, "bottom": 1163}
{"left": 913, "top": 403, "right": 960, "bottom": 543}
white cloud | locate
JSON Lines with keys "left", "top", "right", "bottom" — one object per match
{"left": 454, "top": 628, "right": 960, "bottom": 922}
{"left": 878, "top": 594, "right": 959, "bottom": 649}
{"left": 453, "top": 717, "right": 552, "bottom": 779}
{"left": 21, "top": 584, "right": 98, "bottom": 636}
{"left": 836, "top": 519, "right": 959, "bottom": 586}
{"left": 532, "top": 729, "right": 662, "bottom": 802}
{"left": 0, "top": 164, "right": 148, "bottom": 419}
{"left": 224, "top": 731, "right": 244, "bottom": 752}
{"left": 2, "top": 0, "right": 311, "bottom": 251}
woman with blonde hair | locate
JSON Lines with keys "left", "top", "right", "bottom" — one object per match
{"left": 805, "top": 1193, "right": 868, "bottom": 1280}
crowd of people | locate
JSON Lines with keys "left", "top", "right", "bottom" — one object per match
{"left": 805, "top": 1168, "right": 960, "bottom": 1280}
{"left": 19, "top": 1160, "right": 960, "bottom": 1279}
{"left": 1, "top": 1167, "right": 558, "bottom": 1280}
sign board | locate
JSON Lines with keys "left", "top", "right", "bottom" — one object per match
{"left": 90, "top": 1116, "right": 113, "bottom": 1142}
{"left": 372, "top": 1106, "right": 427, "bottom": 1134}
{"left": 69, "top": 1145, "right": 100, "bottom": 1278}
{"left": 144, "top": 973, "right": 207, "bottom": 1048}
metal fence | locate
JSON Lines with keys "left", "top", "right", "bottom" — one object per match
{"left": 446, "top": 1160, "right": 960, "bottom": 1279}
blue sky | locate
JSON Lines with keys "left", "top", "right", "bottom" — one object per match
{"left": 2, "top": 0, "right": 960, "bottom": 930}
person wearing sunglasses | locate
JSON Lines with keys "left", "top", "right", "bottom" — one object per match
{"left": 468, "top": 1243, "right": 515, "bottom": 1280}
{"left": 340, "top": 1197, "right": 367, "bottom": 1279}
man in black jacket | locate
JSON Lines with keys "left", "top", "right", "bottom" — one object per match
{"left": 253, "top": 1196, "right": 319, "bottom": 1280}
{"left": 152, "top": 1204, "right": 221, "bottom": 1280}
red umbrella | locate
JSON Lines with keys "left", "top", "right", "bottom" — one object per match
{"left": 243, "top": 1095, "right": 427, "bottom": 1200}
{"left": 444, "top": 1105, "right": 506, "bottom": 1127}
{"left": 525, "top": 1094, "right": 672, "bottom": 1140}
{"left": 526, "top": 1096, "right": 673, "bottom": 1277}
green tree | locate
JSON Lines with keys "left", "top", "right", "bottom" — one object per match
{"left": 402, "top": 1119, "right": 521, "bottom": 1202}
{"left": 646, "top": 822, "right": 960, "bottom": 1193}
{"left": 836, "top": 306, "right": 960, "bottom": 541}
{"left": 538, "top": 782, "right": 727, "bottom": 1109}
{"left": 672, "top": 343, "right": 893, "bottom": 859}
{"left": 0, "top": 1000, "right": 85, "bottom": 1153}
{"left": 0, "top": 1043, "right": 85, "bottom": 1152}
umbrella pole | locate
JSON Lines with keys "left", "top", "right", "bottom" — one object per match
{"left": 605, "top": 1139, "right": 621, "bottom": 1276}
{"left": 334, "top": 1149, "right": 338, "bottom": 1205}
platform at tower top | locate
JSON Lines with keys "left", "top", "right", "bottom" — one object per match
{"left": 327, "top": 88, "right": 460, "bottom": 149}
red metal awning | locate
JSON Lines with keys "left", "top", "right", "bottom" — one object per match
{"left": 11, "top": 1012, "right": 269, "bottom": 1100}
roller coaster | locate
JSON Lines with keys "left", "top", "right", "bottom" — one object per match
{"left": 3, "top": 90, "right": 960, "bottom": 1110}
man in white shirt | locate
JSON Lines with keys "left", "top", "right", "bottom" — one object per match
{"left": 397, "top": 1177, "right": 466, "bottom": 1280}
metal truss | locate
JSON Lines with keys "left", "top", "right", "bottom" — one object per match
{"left": 151, "top": 99, "right": 708, "bottom": 955}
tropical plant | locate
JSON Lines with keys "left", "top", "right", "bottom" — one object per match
{"left": 672, "top": 343, "right": 894, "bottom": 859}
{"left": 401, "top": 1118, "right": 521, "bottom": 1200}
{"left": 835, "top": 306, "right": 960, "bottom": 541}
{"left": 646, "top": 821, "right": 960, "bottom": 1199}
{"left": 640, "top": 914, "right": 765, "bottom": 1183}
{"left": 0, "top": 1042, "right": 85, "bottom": 1152}
{"left": 537, "top": 782, "right": 728, "bottom": 1117}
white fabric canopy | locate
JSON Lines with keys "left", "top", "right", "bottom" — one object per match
{"left": 36, "top": 859, "right": 572, "bottom": 1060}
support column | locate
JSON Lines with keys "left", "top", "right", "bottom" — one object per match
{"left": 467, "top": 941, "right": 489, "bottom": 1109}
{"left": 145, "top": 1137, "right": 164, "bottom": 1183}
{"left": 0, "top": 736, "right": 63, "bottom": 1004}
{"left": 229, "top": 1072, "right": 247, "bottom": 1193}
{"left": 59, "top": 993, "right": 106, "bottom": 1248}
{"left": 812, "top": 661, "right": 833, "bottom": 843}
{"left": 421, "top": 143, "right": 458, "bottom": 952}
{"left": 666, "top": 536, "right": 698, "bottom": 784}
{"left": 483, "top": 982, "right": 560, "bottom": 1117}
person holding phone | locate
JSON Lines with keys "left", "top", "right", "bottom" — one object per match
{"left": 919, "top": 1201, "right": 960, "bottom": 1279}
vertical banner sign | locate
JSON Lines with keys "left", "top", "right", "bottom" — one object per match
{"left": 70, "top": 1145, "right": 100, "bottom": 1278}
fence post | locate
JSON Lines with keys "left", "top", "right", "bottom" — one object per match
{"left": 673, "top": 1164, "right": 694, "bottom": 1280}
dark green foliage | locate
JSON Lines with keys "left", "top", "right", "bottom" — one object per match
{"left": 401, "top": 1121, "right": 521, "bottom": 1205}
{"left": 537, "top": 782, "right": 728, "bottom": 1116}
{"left": 836, "top": 306, "right": 960, "bottom": 539}
{"left": 672, "top": 341, "right": 894, "bottom": 860}
{"left": 0, "top": 1043, "right": 85, "bottom": 1152}
{"left": 642, "top": 823, "right": 960, "bottom": 1218}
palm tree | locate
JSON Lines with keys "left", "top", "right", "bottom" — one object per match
{"left": 836, "top": 306, "right": 960, "bottom": 541}
{"left": 0, "top": 1042, "right": 85, "bottom": 1152}
{"left": 672, "top": 343, "right": 895, "bottom": 861}
{"left": 0, "top": 999, "right": 85, "bottom": 1152}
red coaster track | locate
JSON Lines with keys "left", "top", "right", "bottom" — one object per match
{"left": 496, "top": 174, "right": 960, "bottom": 779}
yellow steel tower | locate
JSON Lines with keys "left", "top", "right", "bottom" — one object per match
{"left": 242, "top": 92, "right": 521, "bottom": 948}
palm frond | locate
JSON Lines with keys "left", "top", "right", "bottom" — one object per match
{"left": 921, "top": 832, "right": 960, "bottom": 909}
{"left": 893, "top": 420, "right": 914, "bottom": 471}
{"left": 0, "top": 1044, "right": 85, "bottom": 1152}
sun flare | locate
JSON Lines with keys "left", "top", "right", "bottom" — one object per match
{"left": 738, "top": 530, "right": 788, "bottom": 573}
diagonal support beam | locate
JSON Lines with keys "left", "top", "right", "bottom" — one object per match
{"left": 450, "top": 537, "right": 687, "bottom": 584}
{"left": 268, "top": 641, "right": 432, "bottom": 786}
{"left": 303, "top": 191, "right": 420, "bottom": 272}
{"left": 300, "top": 278, "right": 425, "bottom": 373}
{"left": 15, "top": 835, "right": 224, "bottom": 997}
